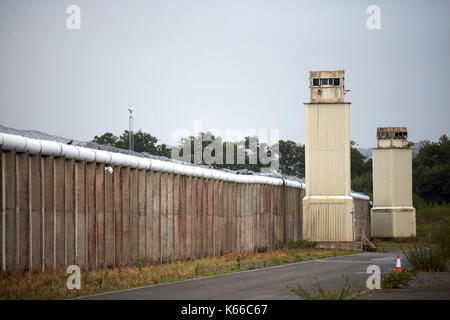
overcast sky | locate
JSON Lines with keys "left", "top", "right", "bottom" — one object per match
{"left": 0, "top": 0, "right": 449, "bottom": 148}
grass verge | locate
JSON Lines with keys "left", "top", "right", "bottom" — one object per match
{"left": 0, "top": 246, "right": 358, "bottom": 300}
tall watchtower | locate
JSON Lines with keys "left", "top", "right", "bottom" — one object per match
{"left": 303, "top": 70, "right": 354, "bottom": 241}
{"left": 371, "top": 127, "right": 416, "bottom": 237}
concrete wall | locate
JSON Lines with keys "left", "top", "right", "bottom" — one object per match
{"left": 0, "top": 148, "right": 370, "bottom": 272}
{"left": 0, "top": 150, "right": 304, "bottom": 272}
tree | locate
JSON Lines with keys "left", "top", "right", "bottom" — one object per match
{"left": 115, "top": 130, "right": 159, "bottom": 154}
{"left": 91, "top": 129, "right": 170, "bottom": 157}
{"left": 278, "top": 140, "right": 305, "bottom": 177}
{"left": 92, "top": 132, "right": 118, "bottom": 147}
{"left": 350, "top": 141, "right": 373, "bottom": 197}
{"left": 413, "top": 135, "right": 450, "bottom": 203}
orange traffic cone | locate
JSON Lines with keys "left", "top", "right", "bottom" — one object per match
{"left": 395, "top": 253, "right": 402, "bottom": 273}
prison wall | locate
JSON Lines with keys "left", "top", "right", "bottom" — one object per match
{"left": 0, "top": 133, "right": 368, "bottom": 273}
{"left": 0, "top": 147, "right": 304, "bottom": 272}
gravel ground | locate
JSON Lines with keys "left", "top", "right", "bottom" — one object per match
{"left": 360, "top": 271, "right": 450, "bottom": 300}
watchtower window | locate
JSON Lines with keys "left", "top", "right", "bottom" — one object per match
{"left": 377, "top": 132, "right": 390, "bottom": 139}
{"left": 312, "top": 78, "right": 341, "bottom": 86}
{"left": 394, "top": 132, "right": 407, "bottom": 139}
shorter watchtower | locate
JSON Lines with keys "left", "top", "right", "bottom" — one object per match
{"left": 371, "top": 127, "right": 416, "bottom": 238}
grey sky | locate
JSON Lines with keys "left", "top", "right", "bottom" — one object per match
{"left": 0, "top": 0, "right": 449, "bottom": 148}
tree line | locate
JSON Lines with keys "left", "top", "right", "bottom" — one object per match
{"left": 92, "top": 130, "right": 449, "bottom": 204}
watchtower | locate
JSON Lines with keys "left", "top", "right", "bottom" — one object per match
{"left": 303, "top": 70, "right": 354, "bottom": 241}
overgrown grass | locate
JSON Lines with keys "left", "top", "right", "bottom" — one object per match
{"left": 403, "top": 245, "right": 448, "bottom": 272}
{"left": 416, "top": 203, "right": 450, "bottom": 240}
{"left": 284, "top": 274, "right": 363, "bottom": 300}
{"left": 276, "top": 240, "right": 317, "bottom": 250}
{"left": 374, "top": 239, "right": 420, "bottom": 253}
{"left": 401, "top": 203, "right": 449, "bottom": 272}
{"left": 434, "top": 226, "right": 450, "bottom": 260}
{"left": 381, "top": 270, "right": 413, "bottom": 288}
{"left": 374, "top": 203, "right": 450, "bottom": 252}
{"left": 0, "top": 247, "right": 357, "bottom": 300}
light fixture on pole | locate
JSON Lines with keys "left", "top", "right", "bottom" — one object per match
{"left": 128, "top": 107, "right": 134, "bottom": 151}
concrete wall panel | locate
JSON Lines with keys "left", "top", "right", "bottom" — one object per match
{"left": 95, "top": 164, "right": 105, "bottom": 267}
{"left": 86, "top": 162, "right": 96, "bottom": 267}
{"left": 75, "top": 161, "right": 86, "bottom": 268}
{"left": 113, "top": 166, "right": 122, "bottom": 265}
{"left": 137, "top": 170, "right": 146, "bottom": 260}
{"left": 152, "top": 171, "right": 161, "bottom": 263}
{"left": 104, "top": 166, "right": 115, "bottom": 267}
{"left": 43, "top": 156, "right": 54, "bottom": 270}
{"left": 65, "top": 159, "right": 76, "bottom": 267}
{"left": 129, "top": 169, "right": 139, "bottom": 264}
{"left": 54, "top": 157, "right": 65, "bottom": 269}
{"left": 30, "top": 155, "right": 42, "bottom": 270}
{"left": 121, "top": 167, "right": 130, "bottom": 264}
{"left": 5, "top": 151, "right": 17, "bottom": 271}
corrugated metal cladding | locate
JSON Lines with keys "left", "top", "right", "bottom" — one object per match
{"left": 353, "top": 198, "right": 371, "bottom": 241}
{"left": 371, "top": 210, "right": 393, "bottom": 237}
{"left": 303, "top": 93, "right": 353, "bottom": 242}
{"left": 372, "top": 148, "right": 413, "bottom": 207}
{"left": 0, "top": 149, "right": 304, "bottom": 272}
{"left": 303, "top": 202, "right": 353, "bottom": 242}
{"left": 305, "top": 103, "right": 351, "bottom": 196}
{"left": 371, "top": 138, "right": 416, "bottom": 238}
{"left": 393, "top": 209, "right": 416, "bottom": 237}
{"left": 371, "top": 208, "right": 416, "bottom": 238}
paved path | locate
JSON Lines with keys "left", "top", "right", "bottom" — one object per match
{"left": 82, "top": 252, "right": 399, "bottom": 300}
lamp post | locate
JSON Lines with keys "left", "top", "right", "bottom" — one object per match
{"left": 128, "top": 107, "right": 134, "bottom": 151}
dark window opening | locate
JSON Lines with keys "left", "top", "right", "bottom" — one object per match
{"left": 313, "top": 77, "right": 341, "bottom": 87}
{"left": 377, "top": 132, "right": 390, "bottom": 139}
{"left": 394, "top": 132, "right": 407, "bottom": 139}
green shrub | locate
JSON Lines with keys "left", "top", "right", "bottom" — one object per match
{"left": 381, "top": 270, "right": 413, "bottom": 288}
{"left": 404, "top": 245, "right": 448, "bottom": 272}
{"left": 413, "top": 193, "right": 428, "bottom": 210}
{"left": 280, "top": 240, "right": 317, "bottom": 250}
{"left": 284, "top": 274, "right": 362, "bottom": 300}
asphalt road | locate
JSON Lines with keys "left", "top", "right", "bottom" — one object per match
{"left": 82, "top": 252, "right": 399, "bottom": 300}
